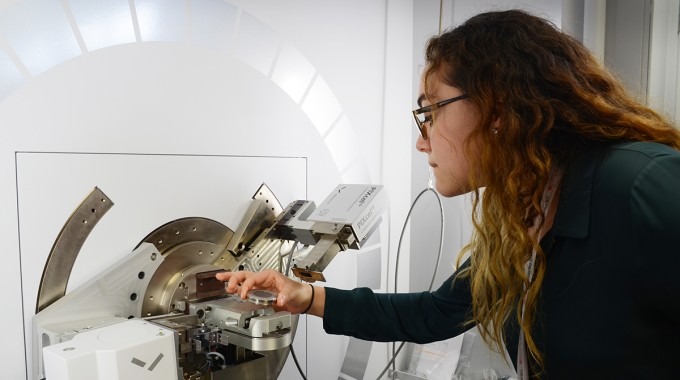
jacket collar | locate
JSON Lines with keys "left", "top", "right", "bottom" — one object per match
{"left": 551, "top": 148, "right": 601, "bottom": 239}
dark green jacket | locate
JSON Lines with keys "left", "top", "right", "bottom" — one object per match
{"left": 323, "top": 141, "right": 680, "bottom": 379}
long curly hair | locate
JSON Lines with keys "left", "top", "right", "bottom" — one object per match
{"left": 423, "top": 9, "right": 680, "bottom": 372}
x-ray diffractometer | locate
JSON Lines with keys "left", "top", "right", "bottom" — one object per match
{"left": 32, "top": 183, "right": 385, "bottom": 379}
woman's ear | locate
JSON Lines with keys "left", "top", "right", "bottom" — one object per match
{"left": 491, "top": 116, "right": 501, "bottom": 134}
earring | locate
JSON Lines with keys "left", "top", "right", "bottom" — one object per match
{"left": 492, "top": 128, "right": 499, "bottom": 135}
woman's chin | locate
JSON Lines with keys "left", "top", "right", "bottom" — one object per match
{"left": 434, "top": 182, "right": 471, "bottom": 198}
{"left": 434, "top": 183, "right": 456, "bottom": 197}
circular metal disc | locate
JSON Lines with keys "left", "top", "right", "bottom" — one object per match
{"left": 247, "top": 289, "right": 278, "bottom": 305}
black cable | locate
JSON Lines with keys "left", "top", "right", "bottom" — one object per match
{"left": 290, "top": 344, "right": 308, "bottom": 380}
{"left": 377, "top": 186, "right": 445, "bottom": 380}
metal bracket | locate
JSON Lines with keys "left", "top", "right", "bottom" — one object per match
{"left": 226, "top": 183, "right": 285, "bottom": 257}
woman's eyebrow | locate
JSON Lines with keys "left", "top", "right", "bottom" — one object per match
{"left": 417, "top": 94, "right": 426, "bottom": 107}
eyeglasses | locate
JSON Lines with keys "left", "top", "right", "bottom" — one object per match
{"left": 412, "top": 94, "right": 469, "bottom": 139}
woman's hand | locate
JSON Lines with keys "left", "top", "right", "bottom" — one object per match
{"left": 215, "top": 269, "right": 323, "bottom": 316}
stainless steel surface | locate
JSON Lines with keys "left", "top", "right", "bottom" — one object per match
{"left": 247, "top": 289, "right": 277, "bottom": 306}
{"left": 36, "top": 187, "right": 114, "bottom": 313}
{"left": 236, "top": 236, "right": 285, "bottom": 273}
{"left": 192, "top": 297, "right": 291, "bottom": 341}
{"left": 223, "top": 327, "right": 292, "bottom": 351}
{"left": 192, "top": 297, "right": 274, "bottom": 330}
{"left": 292, "top": 234, "right": 342, "bottom": 282}
{"left": 252, "top": 182, "right": 285, "bottom": 217}
{"left": 139, "top": 217, "right": 237, "bottom": 317}
{"left": 226, "top": 199, "right": 274, "bottom": 257}
{"left": 338, "top": 337, "right": 373, "bottom": 380}
{"left": 226, "top": 183, "right": 285, "bottom": 257}
{"left": 137, "top": 216, "right": 233, "bottom": 252}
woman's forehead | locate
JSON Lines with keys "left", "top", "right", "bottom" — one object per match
{"left": 424, "top": 64, "right": 460, "bottom": 91}
{"left": 421, "top": 74, "right": 461, "bottom": 100}
{"left": 420, "top": 72, "right": 441, "bottom": 96}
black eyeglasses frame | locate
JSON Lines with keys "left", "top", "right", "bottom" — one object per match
{"left": 412, "top": 94, "right": 469, "bottom": 139}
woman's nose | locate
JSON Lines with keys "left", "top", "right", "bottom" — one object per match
{"left": 415, "top": 134, "right": 430, "bottom": 152}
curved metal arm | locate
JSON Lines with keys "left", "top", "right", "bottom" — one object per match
{"left": 36, "top": 187, "right": 113, "bottom": 313}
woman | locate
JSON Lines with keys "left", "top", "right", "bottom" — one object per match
{"left": 217, "top": 10, "right": 680, "bottom": 378}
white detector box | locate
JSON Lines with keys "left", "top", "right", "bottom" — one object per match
{"left": 43, "top": 319, "right": 178, "bottom": 380}
{"left": 308, "top": 184, "right": 386, "bottom": 243}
